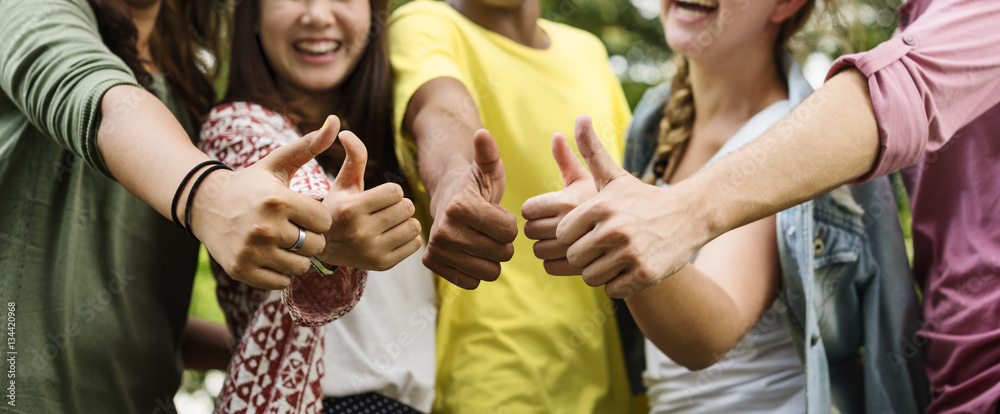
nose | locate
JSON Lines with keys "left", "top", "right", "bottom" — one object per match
{"left": 300, "top": 0, "right": 336, "bottom": 27}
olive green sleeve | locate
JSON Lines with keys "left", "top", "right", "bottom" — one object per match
{"left": 0, "top": 0, "right": 140, "bottom": 178}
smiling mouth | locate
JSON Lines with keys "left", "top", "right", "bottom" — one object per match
{"left": 674, "top": 0, "right": 719, "bottom": 19}
{"left": 293, "top": 40, "right": 343, "bottom": 56}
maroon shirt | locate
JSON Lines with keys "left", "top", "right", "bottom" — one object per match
{"left": 829, "top": 0, "right": 1000, "bottom": 412}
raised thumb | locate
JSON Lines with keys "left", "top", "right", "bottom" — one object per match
{"left": 258, "top": 115, "right": 340, "bottom": 185}
{"left": 574, "top": 115, "right": 626, "bottom": 191}
{"left": 472, "top": 129, "right": 506, "bottom": 203}
{"left": 331, "top": 130, "right": 368, "bottom": 193}
{"left": 551, "top": 132, "right": 590, "bottom": 187}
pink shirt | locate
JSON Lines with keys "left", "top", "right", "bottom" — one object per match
{"left": 828, "top": 1, "right": 1000, "bottom": 412}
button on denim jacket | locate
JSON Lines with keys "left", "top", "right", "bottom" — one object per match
{"left": 621, "top": 58, "right": 930, "bottom": 413}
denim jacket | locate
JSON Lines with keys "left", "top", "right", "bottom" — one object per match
{"left": 620, "top": 57, "right": 929, "bottom": 413}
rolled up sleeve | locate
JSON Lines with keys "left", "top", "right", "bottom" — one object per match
{"left": 0, "top": 0, "right": 139, "bottom": 178}
{"left": 827, "top": 0, "right": 1000, "bottom": 180}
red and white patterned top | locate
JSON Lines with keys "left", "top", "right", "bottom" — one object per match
{"left": 199, "top": 102, "right": 368, "bottom": 414}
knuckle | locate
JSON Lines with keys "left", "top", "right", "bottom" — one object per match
{"left": 261, "top": 194, "right": 287, "bottom": 211}
{"left": 296, "top": 260, "right": 311, "bottom": 276}
{"left": 623, "top": 244, "right": 643, "bottom": 264}
{"left": 332, "top": 207, "right": 352, "bottom": 224}
{"left": 422, "top": 250, "right": 443, "bottom": 270}
{"left": 581, "top": 273, "right": 603, "bottom": 288}
{"left": 407, "top": 218, "right": 422, "bottom": 237}
{"left": 431, "top": 226, "right": 455, "bottom": 245}
{"left": 459, "top": 278, "right": 481, "bottom": 290}
{"left": 389, "top": 183, "right": 405, "bottom": 200}
{"left": 605, "top": 285, "right": 626, "bottom": 299}
{"left": 500, "top": 244, "right": 515, "bottom": 261}
{"left": 556, "top": 200, "right": 577, "bottom": 214}
{"left": 275, "top": 277, "right": 292, "bottom": 289}
{"left": 532, "top": 241, "right": 545, "bottom": 258}
{"left": 591, "top": 198, "right": 609, "bottom": 212}
{"left": 444, "top": 198, "right": 465, "bottom": 218}
{"left": 248, "top": 223, "right": 273, "bottom": 239}
{"left": 228, "top": 262, "right": 248, "bottom": 280}
{"left": 636, "top": 265, "right": 659, "bottom": 286}
{"left": 481, "top": 265, "right": 501, "bottom": 282}
{"left": 566, "top": 253, "right": 582, "bottom": 269}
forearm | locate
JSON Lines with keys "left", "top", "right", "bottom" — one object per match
{"left": 405, "top": 78, "right": 484, "bottom": 217}
{"left": 96, "top": 85, "right": 226, "bottom": 221}
{"left": 679, "top": 69, "right": 879, "bottom": 244}
{"left": 626, "top": 264, "right": 757, "bottom": 370}
{"left": 180, "top": 316, "right": 234, "bottom": 371}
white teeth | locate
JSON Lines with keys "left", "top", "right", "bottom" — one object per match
{"left": 676, "top": 0, "right": 718, "bottom": 8}
{"left": 295, "top": 41, "right": 340, "bottom": 54}
{"left": 676, "top": 6, "right": 710, "bottom": 19}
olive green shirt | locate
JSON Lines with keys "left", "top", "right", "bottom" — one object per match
{"left": 0, "top": 0, "right": 199, "bottom": 412}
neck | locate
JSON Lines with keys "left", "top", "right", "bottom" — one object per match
{"left": 448, "top": 0, "right": 549, "bottom": 49}
{"left": 687, "top": 46, "right": 787, "bottom": 125}
{"left": 129, "top": 0, "right": 162, "bottom": 73}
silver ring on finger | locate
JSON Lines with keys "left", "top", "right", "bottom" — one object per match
{"left": 288, "top": 226, "right": 306, "bottom": 252}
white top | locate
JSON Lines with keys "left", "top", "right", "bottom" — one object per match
{"left": 644, "top": 98, "right": 807, "bottom": 414}
{"left": 321, "top": 246, "right": 437, "bottom": 412}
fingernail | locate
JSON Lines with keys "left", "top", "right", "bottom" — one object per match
{"left": 322, "top": 118, "right": 330, "bottom": 129}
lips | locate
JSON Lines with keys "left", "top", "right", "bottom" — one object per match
{"left": 293, "top": 40, "right": 342, "bottom": 56}
{"left": 673, "top": 0, "right": 719, "bottom": 20}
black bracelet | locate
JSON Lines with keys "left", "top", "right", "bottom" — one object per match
{"left": 171, "top": 160, "right": 225, "bottom": 230}
{"left": 183, "top": 163, "right": 233, "bottom": 240}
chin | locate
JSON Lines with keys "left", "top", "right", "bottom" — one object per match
{"left": 665, "top": 35, "right": 701, "bottom": 57}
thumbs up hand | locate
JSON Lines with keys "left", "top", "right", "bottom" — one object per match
{"left": 554, "top": 115, "right": 692, "bottom": 299}
{"left": 423, "top": 129, "right": 518, "bottom": 290}
{"left": 194, "top": 115, "right": 343, "bottom": 290}
{"left": 316, "top": 121, "right": 422, "bottom": 271}
{"left": 521, "top": 131, "right": 597, "bottom": 276}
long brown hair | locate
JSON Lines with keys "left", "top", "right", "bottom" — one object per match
{"left": 649, "top": 1, "right": 817, "bottom": 183}
{"left": 224, "top": 0, "right": 398, "bottom": 189}
{"left": 87, "top": 0, "right": 225, "bottom": 121}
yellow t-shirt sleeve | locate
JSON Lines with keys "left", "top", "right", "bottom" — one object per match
{"left": 388, "top": 6, "right": 472, "bottom": 137}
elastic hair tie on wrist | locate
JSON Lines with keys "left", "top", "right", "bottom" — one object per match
{"left": 172, "top": 160, "right": 225, "bottom": 230}
{"left": 183, "top": 163, "right": 233, "bottom": 241}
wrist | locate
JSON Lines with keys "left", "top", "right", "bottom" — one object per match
{"left": 427, "top": 171, "right": 463, "bottom": 220}
{"left": 187, "top": 169, "right": 233, "bottom": 241}
{"left": 668, "top": 180, "right": 722, "bottom": 251}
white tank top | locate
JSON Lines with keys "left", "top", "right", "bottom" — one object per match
{"left": 644, "top": 99, "right": 806, "bottom": 413}
{"left": 644, "top": 299, "right": 806, "bottom": 413}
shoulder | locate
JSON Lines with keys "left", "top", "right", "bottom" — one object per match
{"left": 542, "top": 21, "right": 608, "bottom": 56}
{"left": 389, "top": 1, "right": 464, "bottom": 34}
{"left": 1, "top": 0, "right": 97, "bottom": 26}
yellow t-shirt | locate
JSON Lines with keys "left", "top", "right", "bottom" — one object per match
{"left": 390, "top": 2, "right": 634, "bottom": 413}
